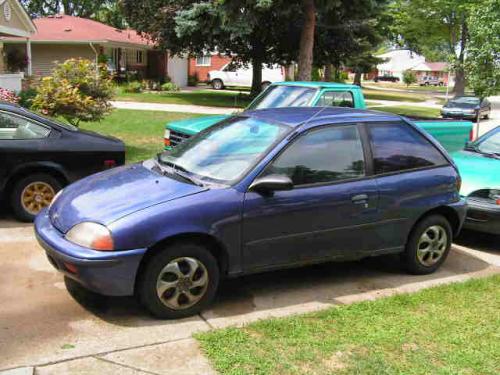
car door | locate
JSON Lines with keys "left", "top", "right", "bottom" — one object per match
{"left": 481, "top": 99, "right": 490, "bottom": 117}
{"left": 0, "top": 111, "right": 52, "bottom": 198}
{"left": 241, "top": 123, "right": 380, "bottom": 271}
{"left": 235, "top": 65, "right": 252, "bottom": 87}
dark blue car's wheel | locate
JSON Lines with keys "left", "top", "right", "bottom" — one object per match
{"left": 402, "top": 215, "right": 452, "bottom": 275}
{"left": 137, "top": 242, "right": 219, "bottom": 319}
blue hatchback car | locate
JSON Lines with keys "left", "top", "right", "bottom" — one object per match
{"left": 35, "top": 107, "right": 467, "bottom": 318}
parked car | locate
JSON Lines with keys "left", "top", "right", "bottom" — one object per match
{"left": 208, "top": 63, "right": 284, "bottom": 90}
{"left": 373, "top": 75, "right": 400, "bottom": 83}
{"left": 419, "top": 76, "right": 445, "bottom": 86}
{"left": 452, "top": 126, "right": 500, "bottom": 235}
{"left": 441, "top": 96, "right": 491, "bottom": 121}
{"left": 164, "top": 82, "right": 473, "bottom": 153}
{"left": 36, "top": 107, "right": 466, "bottom": 319}
{"left": 0, "top": 103, "right": 125, "bottom": 221}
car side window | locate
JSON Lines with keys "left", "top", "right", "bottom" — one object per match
{"left": 316, "top": 91, "right": 354, "bottom": 108}
{"left": 0, "top": 112, "right": 50, "bottom": 140}
{"left": 261, "top": 125, "right": 365, "bottom": 186}
{"left": 368, "top": 122, "right": 448, "bottom": 175}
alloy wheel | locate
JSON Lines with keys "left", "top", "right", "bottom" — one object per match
{"left": 156, "top": 257, "right": 209, "bottom": 310}
{"left": 416, "top": 225, "right": 448, "bottom": 267}
{"left": 21, "top": 181, "right": 55, "bottom": 215}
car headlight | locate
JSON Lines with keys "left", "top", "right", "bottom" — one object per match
{"left": 489, "top": 189, "right": 500, "bottom": 205}
{"left": 48, "top": 189, "right": 63, "bottom": 210}
{"left": 464, "top": 109, "right": 475, "bottom": 114}
{"left": 65, "top": 222, "right": 114, "bottom": 251}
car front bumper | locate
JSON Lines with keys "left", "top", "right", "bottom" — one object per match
{"left": 35, "top": 210, "right": 148, "bottom": 296}
{"left": 441, "top": 111, "right": 477, "bottom": 119}
{"left": 464, "top": 199, "right": 500, "bottom": 235}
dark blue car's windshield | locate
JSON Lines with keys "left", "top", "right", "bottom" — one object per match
{"left": 247, "top": 85, "right": 317, "bottom": 110}
{"left": 159, "top": 117, "right": 289, "bottom": 184}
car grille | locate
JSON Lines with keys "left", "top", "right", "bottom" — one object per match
{"left": 170, "top": 130, "right": 191, "bottom": 147}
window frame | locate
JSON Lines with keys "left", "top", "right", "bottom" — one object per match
{"left": 363, "top": 120, "right": 451, "bottom": 178}
{"left": 195, "top": 54, "right": 212, "bottom": 67}
{"left": 315, "top": 90, "right": 355, "bottom": 108}
{"left": 253, "top": 123, "right": 374, "bottom": 190}
{"left": 0, "top": 110, "right": 52, "bottom": 141}
{"left": 136, "top": 50, "right": 144, "bottom": 64}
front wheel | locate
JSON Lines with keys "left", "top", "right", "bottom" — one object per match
{"left": 137, "top": 242, "right": 219, "bottom": 319}
{"left": 402, "top": 215, "right": 452, "bottom": 275}
{"left": 211, "top": 79, "right": 224, "bottom": 90}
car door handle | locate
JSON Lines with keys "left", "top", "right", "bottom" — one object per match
{"left": 351, "top": 194, "right": 368, "bottom": 203}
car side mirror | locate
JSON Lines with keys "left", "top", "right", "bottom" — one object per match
{"left": 249, "top": 174, "right": 293, "bottom": 194}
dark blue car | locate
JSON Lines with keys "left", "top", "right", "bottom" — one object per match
{"left": 35, "top": 107, "right": 467, "bottom": 319}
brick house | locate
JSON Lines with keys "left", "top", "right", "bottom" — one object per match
{"left": 188, "top": 53, "right": 232, "bottom": 82}
{"left": 410, "top": 62, "right": 451, "bottom": 85}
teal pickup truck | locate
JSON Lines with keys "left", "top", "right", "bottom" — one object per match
{"left": 163, "top": 81, "right": 473, "bottom": 153}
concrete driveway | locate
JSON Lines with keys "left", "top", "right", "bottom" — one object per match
{"left": 1, "top": 213, "right": 498, "bottom": 373}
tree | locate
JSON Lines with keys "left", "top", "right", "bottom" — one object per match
{"left": 32, "top": 59, "right": 114, "bottom": 126}
{"left": 122, "top": 1, "right": 300, "bottom": 96}
{"left": 297, "top": 0, "right": 316, "bottom": 81}
{"left": 390, "top": 0, "right": 477, "bottom": 95}
{"left": 402, "top": 70, "right": 417, "bottom": 86}
{"left": 466, "top": 0, "right": 500, "bottom": 98}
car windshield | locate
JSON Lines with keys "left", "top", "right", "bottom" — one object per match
{"left": 158, "top": 117, "right": 289, "bottom": 184}
{"left": 448, "top": 97, "right": 480, "bottom": 108}
{"left": 247, "top": 85, "right": 318, "bottom": 110}
{"left": 476, "top": 128, "right": 500, "bottom": 155}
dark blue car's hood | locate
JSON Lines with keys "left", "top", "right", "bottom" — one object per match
{"left": 50, "top": 163, "right": 206, "bottom": 233}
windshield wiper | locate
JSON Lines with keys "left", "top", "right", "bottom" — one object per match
{"left": 156, "top": 155, "right": 204, "bottom": 186}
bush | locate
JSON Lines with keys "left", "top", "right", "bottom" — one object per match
{"left": 161, "top": 82, "right": 180, "bottom": 92}
{"left": 403, "top": 70, "right": 417, "bottom": 86}
{"left": 123, "top": 81, "right": 143, "bottom": 93}
{"left": 0, "top": 87, "right": 20, "bottom": 104}
{"left": 18, "top": 88, "right": 37, "bottom": 109}
{"left": 32, "top": 58, "right": 114, "bottom": 126}
{"left": 141, "top": 79, "right": 162, "bottom": 91}
{"left": 188, "top": 74, "right": 199, "bottom": 86}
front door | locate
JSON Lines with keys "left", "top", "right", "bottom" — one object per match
{"left": 242, "top": 124, "right": 380, "bottom": 271}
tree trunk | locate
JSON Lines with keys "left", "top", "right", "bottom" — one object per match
{"left": 454, "top": 68, "right": 466, "bottom": 96}
{"left": 297, "top": 0, "right": 315, "bottom": 81}
{"left": 453, "top": 16, "right": 468, "bottom": 96}
{"left": 250, "top": 59, "right": 263, "bottom": 97}
{"left": 353, "top": 70, "right": 362, "bottom": 86}
{"left": 323, "top": 64, "right": 332, "bottom": 81}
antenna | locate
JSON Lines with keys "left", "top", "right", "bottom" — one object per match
{"left": 301, "top": 106, "right": 329, "bottom": 129}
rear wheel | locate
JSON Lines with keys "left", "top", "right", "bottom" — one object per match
{"left": 402, "top": 215, "right": 452, "bottom": 275}
{"left": 211, "top": 79, "right": 224, "bottom": 90}
{"left": 11, "top": 173, "right": 62, "bottom": 222}
{"left": 137, "top": 242, "right": 219, "bottom": 319}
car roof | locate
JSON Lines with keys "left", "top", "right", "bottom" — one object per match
{"left": 244, "top": 107, "right": 402, "bottom": 128}
{"left": 272, "top": 81, "right": 361, "bottom": 90}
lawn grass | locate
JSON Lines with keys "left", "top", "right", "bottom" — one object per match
{"left": 368, "top": 105, "right": 441, "bottom": 118}
{"left": 79, "top": 109, "right": 203, "bottom": 163}
{"left": 362, "top": 88, "right": 428, "bottom": 103}
{"left": 196, "top": 275, "right": 500, "bottom": 375}
{"left": 115, "top": 88, "right": 252, "bottom": 108}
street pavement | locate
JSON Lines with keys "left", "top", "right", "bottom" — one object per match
{"left": 0, "top": 213, "right": 498, "bottom": 374}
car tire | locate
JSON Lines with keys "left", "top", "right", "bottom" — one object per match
{"left": 11, "top": 173, "right": 63, "bottom": 222}
{"left": 137, "top": 242, "right": 219, "bottom": 319}
{"left": 401, "top": 215, "right": 452, "bottom": 275}
{"left": 211, "top": 79, "right": 224, "bottom": 90}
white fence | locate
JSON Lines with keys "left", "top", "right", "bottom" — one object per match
{"left": 0, "top": 73, "right": 24, "bottom": 92}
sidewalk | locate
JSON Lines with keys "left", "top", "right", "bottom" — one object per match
{"left": 111, "top": 101, "right": 238, "bottom": 115}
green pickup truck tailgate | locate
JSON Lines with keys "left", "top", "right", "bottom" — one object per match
{"left": 413, "top": 120, "right": 473, "bottom": 153}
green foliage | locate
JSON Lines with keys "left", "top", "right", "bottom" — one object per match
{"left": 18, "top": 88, "right": 38, "bottom": 109}
{"left": 466, "top": 0, "right": 500, "bottom": 98}
{"left": 187, "top": 74, "right": 199, "bottom": 87}
{"left": 6, "top": 48, "right": 28, "bottom": 72}
{"left": 160, "top": 82, "right": 180, "bottom": 92}
{"left": 32, "top": 59, "right": 114, "bottom": 126}
{"left": 402, "top": 70, "right": 417, "bottom": 87}
{"left": 123, "top": 81, "right": 143, "bottom": 93}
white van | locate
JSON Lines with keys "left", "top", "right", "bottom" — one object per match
{"left": 208, "top": 63, "right": 284, "bottom": 90}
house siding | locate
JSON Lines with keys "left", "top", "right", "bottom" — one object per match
{"left": 31, "top": 44, "right": 95, "bottom": 76}
{"left": 188, "top": 55, "right": 231, "bottom": 82}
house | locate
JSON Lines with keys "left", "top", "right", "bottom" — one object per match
{"left": 0, "top": 0, "right": 36, "bottom": 92}
{"left": 1, "top": 15, "right": 188, "bottom": 87}
{"left": 376, "top": 49, "right": 426, "bottom": 81}
{"left": 188, "top": 52, "right": 232, "bottom": 82}
{"left": 410, "top": 61, "right": 451, "bottom": 84}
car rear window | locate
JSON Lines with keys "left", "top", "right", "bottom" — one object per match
{"left": 368, "top": 122, "right": 448, "bottom": 174}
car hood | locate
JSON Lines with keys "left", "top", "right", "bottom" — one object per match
{"left": 451, "top": 150, "right": 500, "bottom": 196}
{"left": 49, "top": 162, "right": 207, "bottom": 233}
{"left": 167, "top": 115, "right": 231, "bottom": 135}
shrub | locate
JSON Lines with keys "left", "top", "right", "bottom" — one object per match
{"left": 403, "top": 70, "right": 417, "bottom": 86}
{"left": 188, "top": 74, "right": 199, "bottom": 86}
{"left": 32, "top": 58, "right": 114, "bottom": 126}
{"left": 6, "top": 49, "right": 28, "bottom": 72}
{"left": 0, "top": 87, "right": 20, "bottom": 104}
{"left": 161, "top": 82, "right": 180, "bottom": 92}
{"left": 123, "top": 81, "right": 143, "bottom": 93}
{"left": 18, "top": 88, "right": 37, "bottom": 109}
{"left": 141, "top": 79, "right": 162, "bottom": 91}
